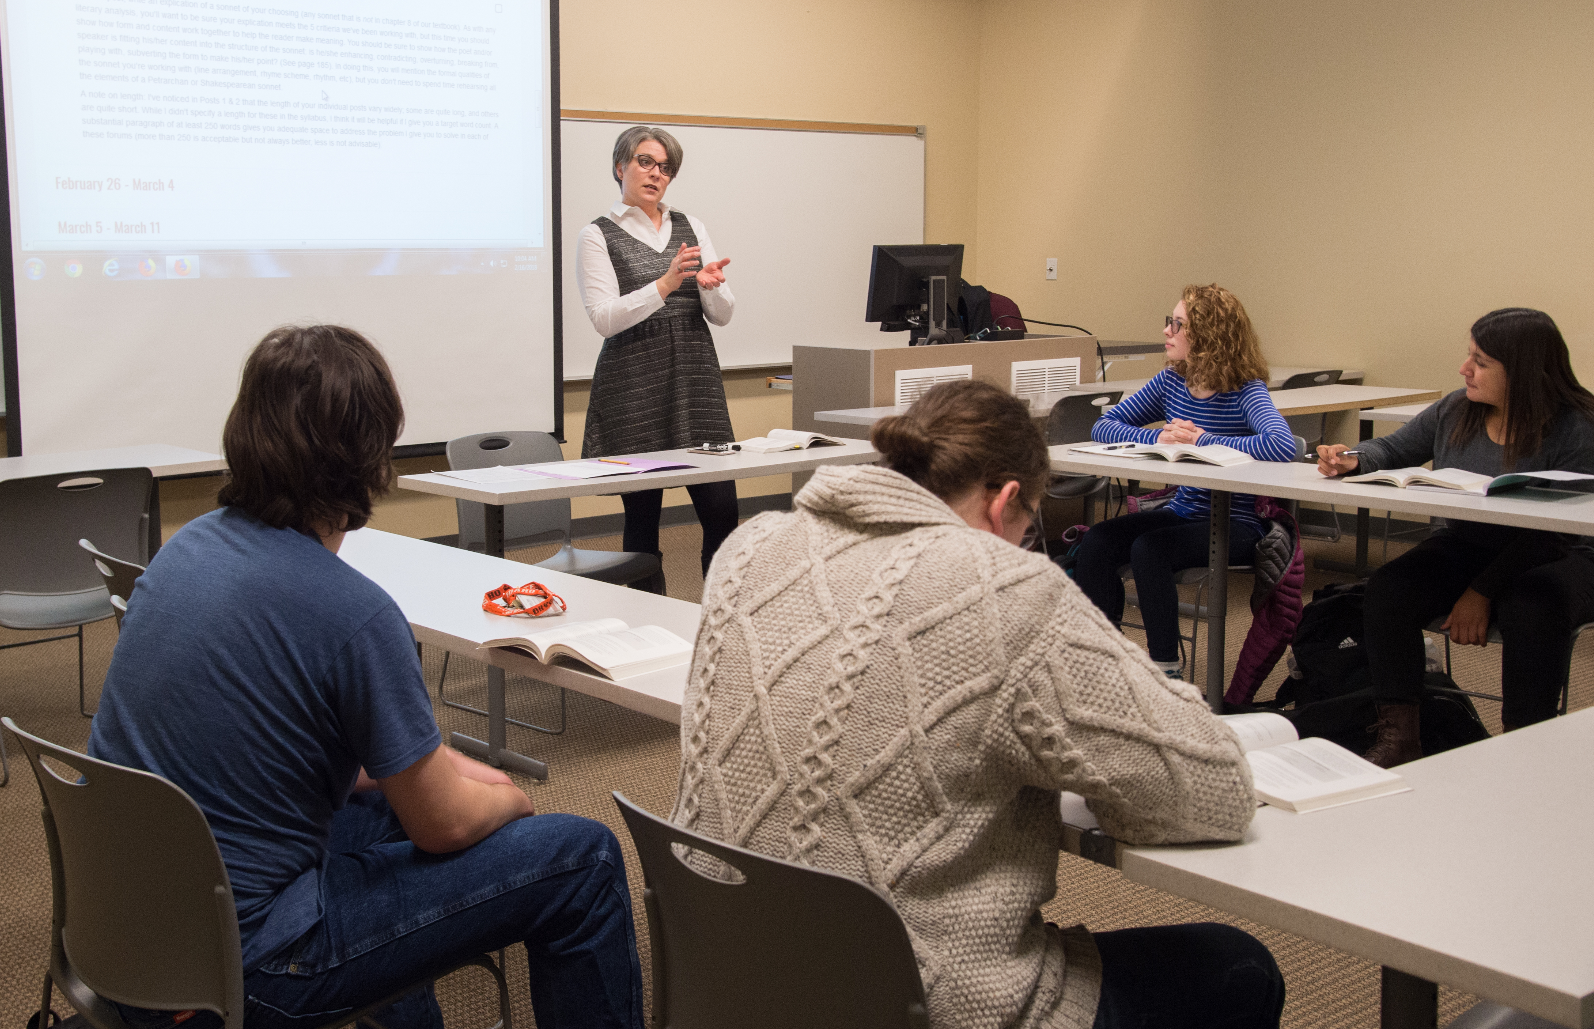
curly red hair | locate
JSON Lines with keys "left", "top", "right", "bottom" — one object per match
{"left": 1172, "top": 284, "right": 1269, "bottom": 393}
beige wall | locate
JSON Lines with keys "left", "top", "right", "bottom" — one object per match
{"left": 976, "top": 0, "right": 1594, "bottom": 428}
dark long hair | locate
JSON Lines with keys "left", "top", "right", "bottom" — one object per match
{"left": 218, "top": 324, "right": 404, "bottom": 536}
{"left": 870, "top": 380, "right": 1049, "bottom": 505}
{"left": 1450, "top": 308, "right": 1594, "bottom": 468}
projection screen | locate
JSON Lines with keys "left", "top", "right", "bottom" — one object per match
{"left": 0, "top": 0, "right": 560, "bottom": 456}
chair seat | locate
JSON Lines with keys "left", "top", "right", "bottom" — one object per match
{"left": 535, "top": 545, "right": 661, "bottom": 586}
{"left": 0, "top": 588, "right": 113, "bottom": 631}
{"left": 1045, "top": 474, "right": 1108, "bottom": 500}
{"left": 1117, "top": 564, "right": 1254, "bottom": 584}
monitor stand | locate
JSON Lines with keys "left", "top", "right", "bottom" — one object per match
{"left": 910, "top": 275, "right": 965, "bottom": 345}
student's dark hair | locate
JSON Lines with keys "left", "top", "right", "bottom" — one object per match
{"left": 1450, "top": 308, "right": 1594, "bottom": 468}
{"left": 870, "top": 380, "right": 1048, "bottom": 505}
{"left": 218, "top": 324, "right": 404, "bottom": 537}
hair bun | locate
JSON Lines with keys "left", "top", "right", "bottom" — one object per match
{"left": 871, "top": 413, "right": 935, "bottom": 472}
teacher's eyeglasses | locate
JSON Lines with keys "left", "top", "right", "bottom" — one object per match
{"left": 633, "top": 154, "right": 676, "bottom": 178}
{"left": 1165, "top": 315, "right": 1186, "bottom": 334}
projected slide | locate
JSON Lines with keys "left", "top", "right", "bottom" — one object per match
{"left": 3, "top": 0, "right": 559, "bottom": 455}
{"left": 9, "top": 0, "right": 542, "bottom": 267}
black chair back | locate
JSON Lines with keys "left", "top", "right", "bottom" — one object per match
{"left": 1046, "top": 391, "right": 1123, "bottom": 445}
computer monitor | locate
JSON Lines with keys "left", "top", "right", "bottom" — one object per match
{"left": 865, "top": 244, "right": 965, "bottom": 345}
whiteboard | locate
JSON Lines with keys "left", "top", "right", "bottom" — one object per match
{"left": 560, "top": 118, "right": 925, "bottom": 378}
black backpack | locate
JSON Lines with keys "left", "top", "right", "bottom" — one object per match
{"left": 1252, "top": 581, "right": 1490, "bottom": 757}
{"left": 957, "top": 280, "right": 994, "bottom": 337}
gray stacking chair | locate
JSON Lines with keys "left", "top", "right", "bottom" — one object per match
{"left": 1042, "top": 390, "right": 1123, "bottom": 529}
{"left": 0, "top": 468, "right": 153, "bottom": 717}
{"left": 612, "top": 792, "right": 929, "bottom": 1029}
{"left": 1424, "top": 616, "right": 1588, "bottom": 717}
{"left": 78, "top": 539, "right": 146, "bottom": 631}
{"left": 3, "top": 718, "right": 513, "bottom": 1029}
{"left": 447, "top": 431, "right": 662, "bottom": 581}
{"left": 442, "top": 431, "right": 662, "bottom": 734}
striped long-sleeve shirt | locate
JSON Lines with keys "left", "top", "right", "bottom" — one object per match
{"left": 1091, "top": 368, "right": 1296, "bottom": 532}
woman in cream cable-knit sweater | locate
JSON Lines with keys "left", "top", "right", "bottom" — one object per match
{"left": 672, "top": 380, "right": 1283, "bottom": 1029}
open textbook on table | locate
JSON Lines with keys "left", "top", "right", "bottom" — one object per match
{"left": 1060, "top": 712, "right": 1408, "bottom": 825}
{"left": 1069, "top": 441, "right": 1252, "bottom": 466}
{"left": 738, "top": 429, "right": 845, "bottom": 454}
{"left": 480, "top": 618, "right": 692, "bottom": 680}
{"left": 1343, "top": 466, "right": 1594, "bottom": 496}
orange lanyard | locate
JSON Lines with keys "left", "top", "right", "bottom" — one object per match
{"left": 482, "top": 581, "right": 567, "bottom": 618}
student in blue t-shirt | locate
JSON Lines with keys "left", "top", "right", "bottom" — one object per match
{"left": 1071, "top": 284, "right": 1296, "bottom": 679}
{"left": 88, "top": 326, "right": 643, "bottom": 1029}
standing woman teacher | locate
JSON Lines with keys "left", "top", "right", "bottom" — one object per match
{"left": 577, "top": 126, "right": 738, "bottom": 590}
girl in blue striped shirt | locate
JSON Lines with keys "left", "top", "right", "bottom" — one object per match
{"left": 1073, "top": 284, "right": 1296, "bottom": 678}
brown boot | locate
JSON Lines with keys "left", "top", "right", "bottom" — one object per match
{"left": 1364, "top": 702, "right": 1422, "bottom": 768}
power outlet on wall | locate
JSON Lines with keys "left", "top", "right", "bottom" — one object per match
{"left": 1045, "top": 258, "right": 1058, "bottom": 280}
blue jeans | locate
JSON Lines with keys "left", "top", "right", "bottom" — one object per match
{"left": 1091, "top": 923, "right": 1285, "bottom": 1029}
{"left": 116, "top": 793, "right": 644, "bottom": 1029}
{"left": 1072, "top": 510, "right": 1262, "bottom": 663}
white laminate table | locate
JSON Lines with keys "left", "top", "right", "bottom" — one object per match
{"left": 817, "top": 385, "right": 1440, "bottom": 430}
{"left": 0, "top": 443, "right": 227, "bottom": 557}
{"left": 396, "top": 438, "right": 880, "bottom": 526}
{"left": 1048, "top": 449, "right": 1594, "bottom": 707}
{"left": 393, "top": 440, "right": 874, "bottom": 776}
{"left": 1359, "top": 402, "right": 1433, "bottom": 426}
{"left": 1115, "top": 709, "right": 1594, "bottom": 1028}
{"left": 338, "top": 528, "right": 700, "bottom": 778}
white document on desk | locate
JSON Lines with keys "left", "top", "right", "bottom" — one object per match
{"left": 435, "top": 465, "right": 557, "bottom": 484}
{"left": 517, "top": 460, "right": 645, "bottom": 480}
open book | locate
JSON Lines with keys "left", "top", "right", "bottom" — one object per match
{"left": 1069, "top": 441, "right": 1253, "bottom": 467}
{"left": 1221, "top": 712, "right": 1409, "bottom": 812}
{"left": 1343, "top": 466, "right": 1594, "bottom": 497}
{"left": 479, "top": 618, "right": 692, "bottom": 680}
{"left": 1059, "top": 712, "right": 1408, "bottom": 826}
{"left": 738, "top": 429, "right": 845, "bottom": 454}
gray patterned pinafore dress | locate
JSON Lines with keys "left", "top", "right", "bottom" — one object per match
{"left": 581, "top": 211, "right": 734, "bottom": 458}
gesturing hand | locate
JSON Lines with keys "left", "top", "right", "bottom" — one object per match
{"left": 1441, "top": 588, "right": 1491, "bottom": 647}
{"left": 696, "top": 257, "right": 730, "bottom": 291}
{"left": 1316, "top": 444, "right": 1360, "bottom": 477}
{"left": 656, "top": 244, "right": 702, "bottom": 298}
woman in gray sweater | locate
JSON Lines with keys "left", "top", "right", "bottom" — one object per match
{"left": 674, "top": 380, "right": 1283, "bottom": 1029}
{"left": 1318, "top": 308, "right": 1594, "bottom": 765}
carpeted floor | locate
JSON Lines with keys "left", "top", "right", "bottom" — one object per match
{"left": 2, "top": 522, "right": 1586, "bottom": 1029}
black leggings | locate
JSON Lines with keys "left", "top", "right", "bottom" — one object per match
{"left": 1091, "top": 922, "right": 1284, "bottom": 1029}
{"left": 1364, "top": 530, "right": 1594, "bottom": 727}
{"left": 1072, "top": 509, "right": 1262, "bottom": 663}
{"left": 621, "top": 480, "right": 740, "bottom": 576}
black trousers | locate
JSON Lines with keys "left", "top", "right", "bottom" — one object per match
{"left": 621, "top": 480, "right": 740, "bottom": 579}
{"left": 1363, "top": 530, "right": 1594, "bottom": 727}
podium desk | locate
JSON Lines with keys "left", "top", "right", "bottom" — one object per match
{"left": 338, "top": 528, "right": 699, "bottom": 779}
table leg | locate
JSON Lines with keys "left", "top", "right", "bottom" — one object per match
{"left": 148, "top": 480, "right": 164, "bottom": 559}
{"left": 1317, "top": 416, "right": 1377, "bottom": 577}
{"left": 1205, "top": 491, "right": 1230, "bottom": 712}
{"left": 449, "top": 501, "right": 551, "bottom": 780}
{"left": 451, "top": 665, "right": 549, "bottom": 781}
{"left": 1380, "top": 967, "right": 1437, "bottom": 1029}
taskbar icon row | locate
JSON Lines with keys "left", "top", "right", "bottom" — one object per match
{"left": 23, "top": 256, "right": 198, "bottom": 280}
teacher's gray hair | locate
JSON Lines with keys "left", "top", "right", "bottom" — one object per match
{"left": 611, "top": 125, "right": 684, "bottom": 186}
